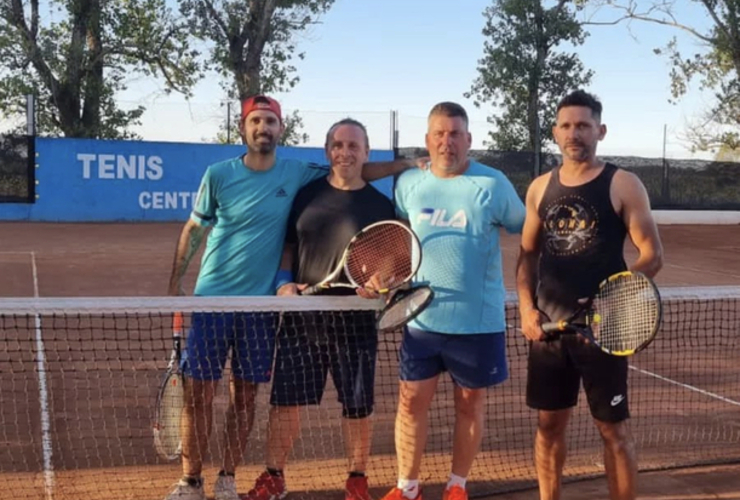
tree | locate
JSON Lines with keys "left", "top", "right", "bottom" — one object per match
{"left": 715, "top": 143, "right": 740, "bottom": 162}
{"left": 591, "top": 0, "right": 740, "bottom": 153}
{"left": 216, "top": 106, "right": 309, "bottom": 145}
{"left": 0, "top": 0, "right": 200, "bottom": 138}
{"left": 468, "top": 0, "right": 593, "bottom": 171}
{"left": 180, "top": 0, "right": 336, "bottom": 145}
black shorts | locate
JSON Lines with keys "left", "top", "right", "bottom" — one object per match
{"left": 270, "top": 311, "right": 377, "bottom": 414}
{"left": 526, "top": 336, "right": 629, "bottom": 422}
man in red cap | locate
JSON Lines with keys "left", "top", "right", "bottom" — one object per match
{"left": 165, "top": 95, "right": 420, "bottom": 500}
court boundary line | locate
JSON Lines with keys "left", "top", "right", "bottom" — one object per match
{"left": 630, "top": 365, "right": 740, "bottom": 407}
{"left": 31, "top": 251, "right": 55, "bottom": 500}
{"left": 663, "top": 262, "right": 740, "bottom": 280}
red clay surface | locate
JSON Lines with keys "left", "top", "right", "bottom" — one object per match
{"left": 0, "top": 222, "right": 738, "bottom": 500}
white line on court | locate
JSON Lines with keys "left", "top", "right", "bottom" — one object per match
{"left": 506, "top": 322, "right": 740, "bottom": 408}
{"left": 629, "top": 365, "right": 740, "bottom": 407}
{"left": 663, "top": 262, "right": 740, "bottom": 280}
{"left": 31, "top": 251, "right": 55, "bottom": 500}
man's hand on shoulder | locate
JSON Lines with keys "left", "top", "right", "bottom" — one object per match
{"left": 413, "top": 157, "right": 430, "bottom": 170}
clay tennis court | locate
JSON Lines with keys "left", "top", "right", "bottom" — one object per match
{"left": 0, "top": 221, "right": 738, "bottom": 500}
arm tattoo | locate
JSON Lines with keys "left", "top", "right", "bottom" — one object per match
{"left": 169, "top": 224, "right": 207, "bottom": 291}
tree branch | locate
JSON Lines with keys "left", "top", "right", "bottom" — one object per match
{"left": 6, "top": 0, "right": 61, "bottom": 97}
{"left": 202, "top": 0, "right": 230, "bottom": 39}
{"left": 698, "top": 0, "right": 729, "bottom": 41}
{"left": 586, "top": 1, "right": 716, "bottom": 44}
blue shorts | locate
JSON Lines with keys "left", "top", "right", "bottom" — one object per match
{"left": 400, "top": 327, "right": 508, "bottom": 389}
{"left": 181, "top": 312, "right": 279, "bottom": 382}
{"left": 270, "top": 312, "right": 377, "bottom": 415}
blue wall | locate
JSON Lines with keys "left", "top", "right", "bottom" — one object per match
{"left": 0, "top": 138, "right": 395, "bottom": 222}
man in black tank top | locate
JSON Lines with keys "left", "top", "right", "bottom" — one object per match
{"left": 516, "top": 91, "right": 664, "bottom": 500}
{"left": 246, "top": 119, "right": 394, "bottom": 500}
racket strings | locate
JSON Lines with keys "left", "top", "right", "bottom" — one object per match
{"left": 155, "top": 373, "right": 184, "bottom": 459}
{"left": 345, "top": 225, "right": 418, "bottom": 290}
{"left": 591, "top": 274, "right": 661, "bottom": 352}
{"left": 378, "top": 287, "right": 433, "bottom": 332}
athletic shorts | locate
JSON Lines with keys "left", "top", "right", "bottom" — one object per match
{"left": 181, "top": 312, "right": 278, "bottom": 382}
{"left": 400, "top": 327, "right": 508, "bottom": 389}
{"left": 270, "top": 311, "right": 377, "bottom": 415}
{"left": 526, "top": 335, "right": 630, "bottom": 422}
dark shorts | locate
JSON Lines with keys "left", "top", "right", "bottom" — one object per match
{"left": 400, "top": 327, "right": 508, "bottom": 389}
{"left": 181, "top": 312, "right": 278, "bottom": 382}
{"left": 270, "top": 312, "right": 378, "bottom": 414}
{"left": 526, "top": 336, "right": 630, "bottom": 422}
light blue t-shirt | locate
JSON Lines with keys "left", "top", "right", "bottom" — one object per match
{"left": 191, "top": 157, "right": 327, "bottom": 296}
{"left": 395, "top": 161, "right": 525, "bottom": 334}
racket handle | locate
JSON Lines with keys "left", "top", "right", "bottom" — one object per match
{"left": 172, "top": 312, "right": 184, "bottom": 336}
{"left": 541, "top": 321, "right": 567, "bottom": 333}
{"left": 300, "top": 285, "right": 322, "bottom": 296}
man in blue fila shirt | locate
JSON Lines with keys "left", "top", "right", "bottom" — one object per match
{"left": 165, "top": 95, "right": 419, "bottom": 500}
{"left": 381, "top": 102, "right": 526, "bottom": 500}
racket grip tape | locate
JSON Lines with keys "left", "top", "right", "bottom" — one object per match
{"left": 173, "top": 312, "right": 184, "bottom": 334}
{"left": 300, "top": 285, "right": 322, "bottom": 296}
{"left": 541, "top": 320, "right": 567, "bottom": 333}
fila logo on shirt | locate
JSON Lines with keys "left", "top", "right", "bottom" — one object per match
{"left": 416, "top": 208, "right": 468, "bottom": 228}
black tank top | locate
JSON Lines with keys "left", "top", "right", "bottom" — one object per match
{"left": 536, "top": 163, "right": 627, "bottom": 322}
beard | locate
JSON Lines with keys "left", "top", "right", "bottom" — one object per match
{"left": 248, "top": 133, "right": 277, "bottom": 154}
{"left": 563, "top": 143, "right": 593, "bottom": 162}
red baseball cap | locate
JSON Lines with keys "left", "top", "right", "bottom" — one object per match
{"left": 241, "top": 95, "right": 282, "bottom": 123}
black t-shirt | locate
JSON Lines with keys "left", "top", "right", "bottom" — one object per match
{"left": 287, "top": 177, "right": 396, "bottom": 295}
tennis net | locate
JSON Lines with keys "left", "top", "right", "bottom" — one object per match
{"left": 0, "top": 288, "right": 738, "bottom": 500}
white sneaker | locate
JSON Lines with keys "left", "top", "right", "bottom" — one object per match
{"left": 214, "top": 474, "right": 239, "bottom": 500}
{"left": 164, "top": 479, "right": 206, "bottom": 500}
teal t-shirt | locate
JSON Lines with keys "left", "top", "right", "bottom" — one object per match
{"left": 394, "top": 161, "right": 525, "bottom": 334}
{"left": 191, "top": 156, "right": 327, "bottom": 296}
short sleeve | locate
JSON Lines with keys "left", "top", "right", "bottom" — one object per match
{"left": 285, "top": 199, "right": 299, "bottom": 245}
{"left": 299, "top": 162, "right": 329, "bottom": 188}
{"left": 493, "top": 174, "right": 526, "bottom": 234}
{"left": 190, "top": 167, "right": 217, "bottom": 227}
{"left": 394, "top": 177, "right": 409, "bottom": 221}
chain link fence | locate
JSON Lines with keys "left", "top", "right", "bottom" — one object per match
{"left": 398, "top": 148, "right": 740, "bottom": 210}
{"left": 0, "top": 135, "right": 34, "bottom": 203}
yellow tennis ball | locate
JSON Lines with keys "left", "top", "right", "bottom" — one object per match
{"left": 592, "top": 313, "right": 602, "bottom": 324}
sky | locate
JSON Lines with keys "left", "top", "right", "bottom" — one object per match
{"left": 120, "top": 0, "right": 716, "bottom": 159}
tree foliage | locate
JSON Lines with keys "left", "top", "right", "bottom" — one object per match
{"left": 215, "top": 107, "right": 309, "bottom": 145}
{"left": 468, "top": 0, "right": 593, "bottom": 153}
{"left": 180, "top": 0, "right": 336, "bottom": 145}
{"left": 0, "top": 0, "right": 200, "bottom": 138}
{"left": 591, "top": 0, "right": 740, "bottom": 153}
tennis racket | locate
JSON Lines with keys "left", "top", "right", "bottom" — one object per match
{"left": 541, "top": 271, "right": 662, "bottom": 356}
{"left": 153, "top": 312, "right": 184, "bottom": 460}
{"left": 377, "top": 285, "right": 434, "bottom": 333}
{"left": 302, "top": 220, "right": 422, "bottom": 296}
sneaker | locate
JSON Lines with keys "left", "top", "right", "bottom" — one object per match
{"left": 214, "top": 474, "right": 239, "bottom": 500}
{"left": 380, "top": 487, "right": 422, "bottom": 500}
{"left": 243, "top": 471, "right": 288, "bottom": 500}
{"left": 345, "top": 475, "right": 372, "bottom": 500}
{"left": 164, "top": 479, "right": 206, "bottom": 500}
{"left": 442, "top": 485, "right": 468, "bottom": 500}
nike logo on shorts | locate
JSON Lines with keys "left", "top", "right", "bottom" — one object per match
{"left": 610, "top": 394, "right": 625, "bottom": 406}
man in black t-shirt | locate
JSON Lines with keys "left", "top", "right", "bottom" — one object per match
{"left": 245, "top": 118, "right": 394, "bottom": 500}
